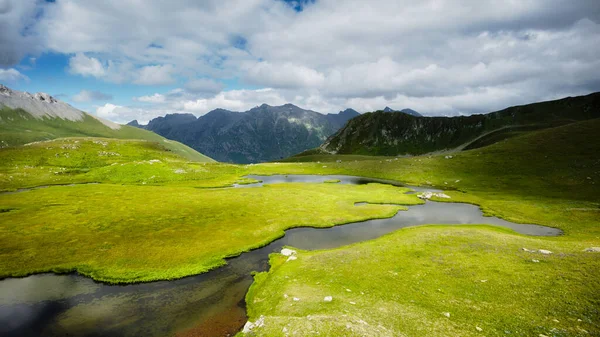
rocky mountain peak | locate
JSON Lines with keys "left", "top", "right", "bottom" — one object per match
{"left": 0, "top": 84, "right": 11, "bottom": 96}
{"left": 34, "top": 92, "right": 58, "bottom": 104}
{"left": 339, "top": 108, "right": 360, "bottom": 116}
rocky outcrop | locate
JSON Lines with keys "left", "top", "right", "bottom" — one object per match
{"left": 0, "top": 84, "right": 119, "bottom": 129}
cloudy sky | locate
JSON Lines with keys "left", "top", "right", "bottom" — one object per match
{"left": 1, "top": 0, "right": 599, "bottom": 123}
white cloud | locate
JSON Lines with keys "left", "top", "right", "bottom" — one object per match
{"left": 134, "top": 64, "right": 175, "bottom": 85}
{"left": 68, "top": 53, "right": 106, "bottom": 77}
{"left": 0, "top": 68, "right": 29, "bottom": 82}
{"left": 95, "top": 103, "right": 121, "bottom": 119}
{"left": 5, "top": 0, "right": 600, "bottom": 116}
{"left": 184, "top": 78, "right": 224, "bottom": 94}
{"left": 0, "top": 0, "right": 40, "bottom": 66}
{"left": 72, "top": 90, "right": 112, "bottom": 102}
{"left": 244, "top": 62, "right": 325, "bottom": 89}
{"left": 95, "top": 103, "right": 166, "bottom": 124}
{"left": 134, "top": 93, "right": 166, "bottom": 103}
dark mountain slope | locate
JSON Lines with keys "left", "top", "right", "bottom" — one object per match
{"left": 138, "top": 104, "right": 359, "bottom": 163}
{"left": 382, "top": 107, "right": 423, "bottom": 117}
{"left": 321, "top": 92, "right": 600, "bottom": 156}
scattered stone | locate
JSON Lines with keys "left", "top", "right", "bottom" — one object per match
{"left": 324, "top": 296, "right": 333, "bottom": 302}
{"left": 539, "top": 334, "right": 549, "bottom": 337}
{"left": 283, "top": 294, "right": 289, "bottom": 299}
{"left": 242, "top": 315, "right": 265, "bottom": 334}
{"left": 173, "top": 169, "right": 186, "bottom": 174}
{"left": 148, "top": 159, "right": 161, "bottom": 164}
{"left": 584, "top": 247, "right": 600, "bottom": 252}
{"left": 349, "top": 301, "right": 356, "bottom": 305}
{"left": 523, "top": 248, "right": 553, "bottom": 254}
{"left": 282, "top": 327, "right": 288, "bottom": 333}
{"left": 552, "top": 319, "right": 559, "bottom": 323}
{"left": 293, "top": 297, "right": 300, "bottom": 302}
{"left": 476, "top": 326, "right": 483, "bottom": 332}
{"left": 346, "top": 288, "right": 352, "bottom": 292}
{"left": 480, "top": 280, "right": 488, "bottom": 283}
{"left": 587, "top": 177, "right": 592, "bottom": 180}
{"left": 442, "top": 312, "right": 451, "bottom": 318}
{"left": 532, "top": 259, "right": 540, "bottom": 263}
{"left": 418, "top": 191, "right": 451, "bottom": 200}
{"left": 444, "top": 155, "right": 453, "bottom": 159}
{"left": 281, "top": 248, "right": 297, "bottom": 256}
{"left": 455, "top": 179, "right": 461, "bottom": 183}
{"left": 336, "top": 160, "right": 342, "bottom": 163}
{"left": 286, "top": 256, "right": 297, "bottom": 262}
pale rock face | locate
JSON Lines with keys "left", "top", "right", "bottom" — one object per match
{"left": 281, "top": 248, "right": 297, "bottom": 256}
{"left": 242, "top": 315, "right": 265, "bottom": 334}
{"left": 418, "top": 191, "right": 451, "bottom": 200}
{"left": 0, "top": 84, "right": 120, "bottom": 130}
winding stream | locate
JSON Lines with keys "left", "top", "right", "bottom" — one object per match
{"left": 0, "top": 175, "right": 561, "bottom": 337}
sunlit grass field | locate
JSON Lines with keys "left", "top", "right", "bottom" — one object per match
{"left": 0, "top": 119, "right": 598, "bottom": 335}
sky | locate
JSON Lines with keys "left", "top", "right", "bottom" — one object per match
{"left": 0, "top": 0, "right": 599, "bottom": 124}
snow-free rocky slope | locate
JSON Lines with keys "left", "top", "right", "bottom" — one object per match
{"left": 0, "top": 84, "right": 213, "bottom": 162}
{"left": 133, "top": 105, "right": 360, "bottom": 163}
{"left": 320, "top": 92, "right": 600, "bottom": 156}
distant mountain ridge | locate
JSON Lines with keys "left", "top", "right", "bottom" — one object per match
{"left": 132, "top": 104, "right": 360, "bottom": 163}
{"left": 320, "top": 92, "right": 600, "bottom": 156}
{"left": 0, "top": 84, "right": 213, "bottom": 162}
{"left": 382, "top": 107, "right": 423, "bottom": 117}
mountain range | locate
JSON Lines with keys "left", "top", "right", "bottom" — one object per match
{"left": 382, "top": 107, "right": 423, "bottom": 117}
{"left": 318, "top": 92, "right": 600, "bottom": 157}
{"left": 130, "top": 105, "right": 361, "bottom": 163}
{"left": 0, "top": 84, "right": 212, "bottom": 162}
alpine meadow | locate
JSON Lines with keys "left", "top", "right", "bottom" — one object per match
{"left": 0, "top": 1, "right": 599, "bottom": 337}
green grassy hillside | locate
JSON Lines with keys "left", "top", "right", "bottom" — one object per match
{"left": 319, "top": 92, "right": 600, "bottom": 156}
{"left": 242, "top": 116, "right": 600, "bottom": 337}
{"left": 0, "top": 138, "right": 231, "bottom": 191}
{"left": 0, "top": 106, "right": 214, "bottom": 162}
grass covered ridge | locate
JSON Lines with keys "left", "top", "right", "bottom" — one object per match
{"left": 0, "top": 106, "right": 214, "bottom": 162}
{"left": 0, "top": 137, "right": 234, "bottom": 191}
{"left": 0, "top": 182, "right": 421, "bottom": 283}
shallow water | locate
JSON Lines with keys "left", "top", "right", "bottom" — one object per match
{"left": 0, "top": 175, "right": 561, "bottom": 336}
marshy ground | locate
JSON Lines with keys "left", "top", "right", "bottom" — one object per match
{"left": 0, "top": 120, "right": 599, "bottom": 336}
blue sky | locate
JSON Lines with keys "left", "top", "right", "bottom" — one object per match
{"left": 1, "top": 0, "right": 599, "bottom": 123}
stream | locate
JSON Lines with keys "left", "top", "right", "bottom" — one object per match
{"left": 0, "top": 175, "right": 561, "bottom": 337}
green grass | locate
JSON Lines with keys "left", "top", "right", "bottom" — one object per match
{"left": 0, "top": 117, "right": 598, "bottom": 336}
{"left": 244, "top": 226, "right": 600, "bottom": 336}
{"left": 0, "top": 138, "right": 234, "bottom": 191}
{"left": 323, "top": 179, "right": 341, "bottom": 183}
{"left": 241, "top": 119, "right": 600, "bottom": 336}
{"left": 0, "top": 182, "right": 421, "bottom": 283}
{"left": 0, "top": 106, "right": 213, "bottom": 162}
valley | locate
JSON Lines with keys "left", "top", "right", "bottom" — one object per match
{"left": 2, "top": 2, "right": 599, "bottom": 336}
{"left": 1, "top": 101, "right": 598, "bottom": 335}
